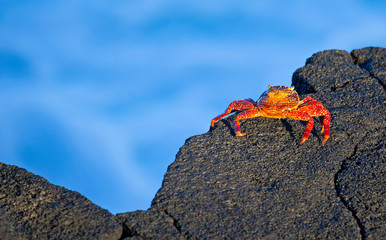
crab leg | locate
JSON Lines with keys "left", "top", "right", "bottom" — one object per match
{"left": 286, "top": 111, "right": 314, "bottom": 145}
{"left": 211, "top": 99, "right": 256, "bottom": 127}
{"left": 319, "top": 113, "right": 331, "bottom": 145}
{"left": 300, "top": 102, "right": 330, "bottom": 144}
{"left": 233, "top": 109, "right": 261, "bottom": 136}
{"left": 287, "top": 106, "right": 330, "bottom": 145}
{"left": 294, "top": 96, "right": 325, "bottom": 110}
{"left": 297, "top": 96, "right": 318, "bottom": 106}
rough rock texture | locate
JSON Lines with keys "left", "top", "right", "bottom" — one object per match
{"left": 1, "top": 47, "right": 385, "bottom": 239}
{"left": 117, "top": 47, "right": 385, "bottom": 239}
{"left": 0, "top": 163, "right": 122, "bottom": 240}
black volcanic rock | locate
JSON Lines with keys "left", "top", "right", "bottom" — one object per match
{"left": 1, "top": 47, "right": 385, "bottom": 239}
{"left": 117, "top": 47, "right": 385, "bottom": 239}
{"left": 0, "top": 163, "right": 122, "bottom": 239}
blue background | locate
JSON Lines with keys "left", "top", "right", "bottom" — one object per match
{"left": 1, "top": 0, "right": 385, "bottom": 214}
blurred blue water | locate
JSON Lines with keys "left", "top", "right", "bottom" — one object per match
{"left": 1, "top": 0, "right": 385, "bottom": 214}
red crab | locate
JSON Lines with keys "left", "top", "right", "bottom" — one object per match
{"left": 211, "top": 85, "right": 331, "bottom": 145}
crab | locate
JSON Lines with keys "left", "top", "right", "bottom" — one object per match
{"left": 210, "top": 85, "right": 331, "bottom": 145}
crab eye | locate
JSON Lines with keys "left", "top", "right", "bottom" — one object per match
{"left": 268, "top": 85, "right": 272, "bottom": 89}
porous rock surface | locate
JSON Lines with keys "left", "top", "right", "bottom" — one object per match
{"left": 0, "top": 163, "right": 122, "bottom": 240}
{"left": 118, "top": 47, "right": 385, "bottom": 239}
{"left": 1, "top": 47, "right": 385, "bottom": 239}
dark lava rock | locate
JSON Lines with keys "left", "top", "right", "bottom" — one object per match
{"left": 117, "top": 208, "right": 184, "bottom": 240}
{"left": 0, "top": 163, "right": 122, "bottom": 240}
{"left": 1, "top": 47, "right": 385, "bottom": 239}
{"left": 118, "top": 47, "right": 385, "bottom": 239}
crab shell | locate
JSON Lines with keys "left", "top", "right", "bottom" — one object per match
{"left": 257, "top": 85, "right": 299, "bottom": 118}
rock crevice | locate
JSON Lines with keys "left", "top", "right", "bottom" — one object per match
{"left": 334, "top": 132, "right": 369, "bottom": 240}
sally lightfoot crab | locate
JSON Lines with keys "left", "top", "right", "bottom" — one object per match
{"left": 211, "top": 85, "right": 331, "bottom": 145}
